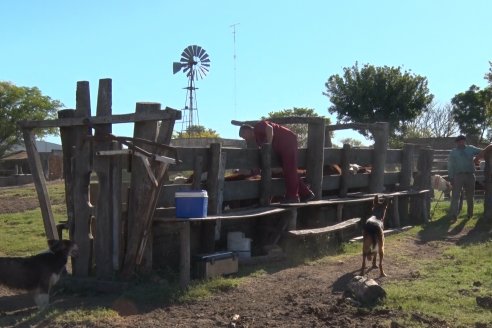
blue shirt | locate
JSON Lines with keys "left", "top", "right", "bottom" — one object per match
{"left": 447, "top": 145, "right": 481, "bottom": 179}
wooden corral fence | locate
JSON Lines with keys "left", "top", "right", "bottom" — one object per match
{"left": 23, "top": 79, "right": 492, "bottom": 288}
{"left": 151, "top": 119, "right": 435, "bottom": 286}
{"left": 18, "top": 78, "right": 181, "bottom": 280}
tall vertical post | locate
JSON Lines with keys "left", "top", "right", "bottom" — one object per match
{"left": 260, "top": 143, "right": 272, "bottom": 206}
{"left": 123, "top": 102, "right": 161, "bottom": 278}
{"left": 410, "top": 146, "right": 433, "bottom": 224}
{"left": 399, "top": 143, "right": 415, "bottom": 225}
{"left": 339, "top": 144, "right": 351, "bottom": 197}
{"left": 72, "top": 81, "right": 93, "bottom": 277}
{"left": 306, "top": 118, "right": 325, "bottom": 199}
{"left": 58, "top": 109, "right": 76, "bottom": 239}
{"left": 369, "top": 122, "right": 388, "bottom": 193}
{"left": 93, "top": 78, "right": 114, "bottom": 279}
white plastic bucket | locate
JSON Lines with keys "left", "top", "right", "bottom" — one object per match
{"left": 227, "top": 231, "right": 251, "bottom": 258}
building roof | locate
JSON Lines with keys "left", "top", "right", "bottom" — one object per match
{"left": 0, "top": 150, "right": 27, "bottom": 161}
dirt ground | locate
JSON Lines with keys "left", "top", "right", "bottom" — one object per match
{"left": 0, "top": 187, "right": 488, "bottom": 328}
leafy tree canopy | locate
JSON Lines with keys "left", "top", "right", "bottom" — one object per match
{"left": 451, "top": 85, "right": 492, "bottom": 142}
{"left": 174, "top": 124, "right": 220, "bottom": 138}
{"left": 486, "top": 61, "right": 492, "bottom": 86}
{"left": 262, "top": 107, "right": 330, "bottom": 147}
{"left": 338, "top": 137, "right": 365, "bottom": 148}
{"left": 0, "top": 81, "right": 62, "bottom": 158}
{"left": 323, "top": 62, "right": 434, "bottom": 141}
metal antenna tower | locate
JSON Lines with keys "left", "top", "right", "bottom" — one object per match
{"left": 230, "top": 23, "right": 239, "bottom": 117}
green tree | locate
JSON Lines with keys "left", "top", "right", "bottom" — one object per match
{"left": 485, "top": 61, "right": 492, "bottom": 85}
{"left": 451, "top": 85, "right": 492, "bottom": 142}
{"left": 339, "top": 137, "right": 364, "bottom": 148}
{"left": 323, "top": 62, "right": 434, "bottom": 142}
{"left": 263, "top": 107, "right": 330, "bottom": 147}
{"left": 0, "top": 82, "right": 62, "bottom": 158}
{"left": 174, "top": 125, "right": 220, "bottom": 138}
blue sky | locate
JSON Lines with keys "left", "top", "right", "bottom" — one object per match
{"left": 1, "top": 0, "right": 491, "bottom": 146}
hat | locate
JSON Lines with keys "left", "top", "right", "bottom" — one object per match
{"left": 455, "top": 135, "right": 466, "bottom": 142}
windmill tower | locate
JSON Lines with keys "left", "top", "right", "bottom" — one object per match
{"left": 173, "top": 45, "right": 210, "bottom": 135}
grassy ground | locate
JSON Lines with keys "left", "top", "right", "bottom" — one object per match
{"left": 1, "top": 184, "right": 491, "bottom": 327}
{"left": 0, "top": 183, "right": 67, "bottom": 256}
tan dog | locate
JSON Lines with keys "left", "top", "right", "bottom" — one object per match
{"left": 361, "top": 195, "right": 390, "bottom": 277}
{"left": 0, "top": 239, "right": 78, "bottom": 310}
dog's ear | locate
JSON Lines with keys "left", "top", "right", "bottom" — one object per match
{"left": 47, "top": 239, "right": 62, "bottom": 252}
{"left": 373, "top": 194, "right": 379, "bottom": 206}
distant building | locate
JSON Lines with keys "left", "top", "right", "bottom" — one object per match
{"left": 0, "top": 140, "right": 63, "bottom": 186}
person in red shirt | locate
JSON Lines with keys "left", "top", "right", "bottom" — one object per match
{"left": 239, "top": 120, "right": 315, "bottom": 203}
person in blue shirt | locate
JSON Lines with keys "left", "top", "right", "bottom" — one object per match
{"left": 447, "top": 135, "right": 487, "bottom": 220}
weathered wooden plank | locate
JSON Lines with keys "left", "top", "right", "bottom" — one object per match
{"left": 369, "top": 122, "right": 388, "bottom": 193}
{"left": 260, "top": 143, "right": 272, "bottom": 206}
{"left": 72, "top": 81, "right": 94, "bottom": 277}
{"left": 111, "top": 141, "right": 123, "bottom": 271}
{"left": 340, "top": 144, "right": 351, "bottom": 197}
{"left": 154, "top": 206, "right": 288, "bottom": 221}
{"left": 58, "top": 109, "right": 76, "bottom": 239}
{"left": 122, "top": 102, "right": 161, "bottom": 277}
{"left": 17, "top": 107, "right": 181, "bottom": 129}
{"left": 93, "top": 78, "right": 114, "bottom": 279}
{"left": 231, "top": 117, "right": 324, "bottom": 126}
{"left": 22, "top": 129, "right": 58, "bottom": 240}
{"left": 325, "top": 122, "right": 379, "bottom": 131}
{"left": 306, "top": 118, "right": 325, "bottom": 200}
{"left": 287, "top": 217, "right": 361, "bottom": 237}
{"left": 207, "top": 143, "right": 224, "bottom": 215}
{"left": 410, "top": 147, "right": 433, "bottom": 224}
{"left": 179, "top": 221, "right": 190, "bottom": 288}
{"left": 122, "top": 103, "right": 178, "bottom": 277}
{"left": 192, "top": 155, "right": 204, "bottom": 190}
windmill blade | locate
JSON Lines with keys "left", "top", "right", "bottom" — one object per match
{"left": 197, "top": 47, "right": 206, "bottom": 59}
{"left": 198, "top": 67, "right": 207, "bottom": 79}
{"left": 199, "top": 66, "right": 209, "bottom": 76}
{"left": 173, "top": 62, "right": 183, "bottom": 74}
{"left": 192, "top": 45, "right": 200, "bottom": 56}
{"left": 183, "top": 46, "right": 194, "bottom": 59}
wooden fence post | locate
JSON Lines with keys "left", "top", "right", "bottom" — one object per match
{"left": 260, "top": 143, "right": 272, "bottom": 206}
{"left": 306, "top": 118, "right": 325, "bottom": 199}
{"left": 410, "top": 146, "right": 433, "bottom": 224}
{"left": 339, "top": 144, "right": 351, "bottom": 197}
{"left": 399, "top": 143, "right": 415, "bottom": 225}
{"left": 202, "top": 143, "right": 225, "bottom": 253}
{"left": 192, "top": 155, "right": 204, "bottom": 190}
{"left": 122, "top": 102, "right": 173, "bottom": 277}
{"left": 58, "top": 109, "right": 76, "bottom": 239}
{"left": 369, "top": 122, "right": 388, "bottom": 193}
{"left": 93, "top": 78, "right": 115, "bottom": 279}
{"left": 72, "top": 81, "right": 94, "bottom": 277}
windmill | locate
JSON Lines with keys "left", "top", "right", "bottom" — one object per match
{"left": 173, "top": 45, "right": 210, "bottom": 135}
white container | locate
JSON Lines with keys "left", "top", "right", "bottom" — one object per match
{"left": 227, "top": 231, "right": 251, "bottom": 258}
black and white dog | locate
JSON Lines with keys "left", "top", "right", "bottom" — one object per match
{"left": 0, "top": 239, "right": 78, "bottom": 310}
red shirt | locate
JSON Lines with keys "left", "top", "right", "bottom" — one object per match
{"left": 254, "top": 120, "right": 297, "bottom": 152}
